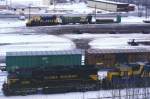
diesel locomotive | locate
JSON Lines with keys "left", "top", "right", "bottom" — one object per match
{"left": 2, "top": 49, "right": 150, "bottom": 96}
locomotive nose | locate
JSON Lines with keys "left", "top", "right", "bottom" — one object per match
{"left": 97, "top": 70, "right": 108, "bottom": 80}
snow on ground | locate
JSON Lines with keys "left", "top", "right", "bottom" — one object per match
{"left": 0, "top": 19, "right": 26, "bottom": 28}
{"left": 62, "top": 33, "right": 150, "bottom": 40}
{"left": 88, "top": 34, "right": 150, "bottom": 49}
{"left": 62, "top": 33, "right": 150, "bottom": 49}
{"left": 7, "top": 0, "right": 43, "bottom": 7}
{"left": 89, "top": 38, "right": 150, "bottom": 49}
{"left": 0, "top": 35, "right": 73, "bottom": 44}
{"left": 121, "top": 16, "right": 148, "bottom": 23}
{"left": 0, "top": 34, "right": 75, "bottom": 57}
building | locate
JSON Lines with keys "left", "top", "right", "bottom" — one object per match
{"left": 42, "top": 0, "right": 52, "bottom": 5}
{"left": 0, "top": 0, "right": 8, "bottom": 9}
{"left": 11, "top": 4, "right": 48, "bottom": 15}
{"left": 87, "top": 0, "right": 132, "bottom": 12}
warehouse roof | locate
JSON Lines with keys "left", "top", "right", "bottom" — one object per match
{"left": 6, "top": 49, "right": 83, "bottom": 56}
{"left": 88, "top": 0, "right": 129, "bottom": 5}
{"left": 88, "top": 48, "right": 150, "bottom": 54}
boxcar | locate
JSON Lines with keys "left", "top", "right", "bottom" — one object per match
{"left": 85, "top": 49, "right": 150, "bottom": 66}
{"left": 6, "top": 49, "right": 83, "bottom": 72}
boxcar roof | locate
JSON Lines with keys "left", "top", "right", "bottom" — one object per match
{"left": 87, "top": 48, "right": 150, "bottom": 54}
{"left": 6, "top": 49, "right": 83, "bottom": 56}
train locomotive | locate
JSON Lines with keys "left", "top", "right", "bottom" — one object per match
{"left": 2, "top": 50, "right": 101, "bottom": 96}
{"left": 2, "top": 48, "right": 150, "bottom": 96}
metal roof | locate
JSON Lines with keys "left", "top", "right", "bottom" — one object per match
{"left": 6, "top": 49, "right": 83, "bottom": 56}
{"left": 88, "top": 0, "right": 129, "bottom": 5}
{"left": 87, "top": 48, "right": 150, "bottom": 54}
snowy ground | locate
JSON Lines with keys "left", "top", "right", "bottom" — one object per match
{"left": 0, "top": 34, "right": 75, "bottom": 63}
{"left": 0, "top": 19, "right": 26, "bottom": 28}
{"left": 121, "top": 16, "right": 149, "bottom": 23}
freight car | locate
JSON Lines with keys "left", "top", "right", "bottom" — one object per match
{"left": 5, "top": 50, "right": 83, "bottom": 72}
{"left": 26, "top": 15, "right": 121, "bottom": 27}
{"left": 85, "top": 48, "right": 150, "bottom": 67}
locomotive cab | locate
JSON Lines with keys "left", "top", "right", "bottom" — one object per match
{"left": 97, "top": 70, "right": 108, "bottom": 80}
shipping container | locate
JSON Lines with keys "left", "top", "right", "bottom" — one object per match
{"left": 6, "top": 50, "right": 83, "bottom": 72}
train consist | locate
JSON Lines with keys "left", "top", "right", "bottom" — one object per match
{"left": 26, "top": 15, "right": 121, "bottom": 27}
{"left": 2, "top": 48, "right": 150, "bottom": 96}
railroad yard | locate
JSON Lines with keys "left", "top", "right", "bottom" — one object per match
{"left": 0, "top": 0, "right": 150, "bottom": 98}
{"left": 0, "top": 17, "right": 150, "bottom": 99}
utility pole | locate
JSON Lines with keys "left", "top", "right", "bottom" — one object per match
{"left": 94, "top": 3, "right": 96, "bottom": 23}
{"left": 53, "top": 0, "right": 56, "bottom": 10}
{"left": 5, "top": 0, "right": 8, "bottom": 9}
{"left": 9, "top": 0, "right": 12, "bottom": 9}
{"left": 145, "top": 0, "right": 148, "bottom": 18}
{"left": 28, "top": 4, "right": 32, "bottom": 20}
